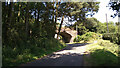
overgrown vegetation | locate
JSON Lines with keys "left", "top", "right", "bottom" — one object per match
{"left": 2, "top": 1, "right": 120, "bottom": 67}
{"left": 74, "top": 32, "right": 102, "bottom": 43}
{"left": 3, "top": 38, "right": 66, "bottom": 67}
{"left": 85, "top": 40, "right": 119, "bottom": 66}
{"left": 102, "top": 33, "right": 120, "bottom": 45}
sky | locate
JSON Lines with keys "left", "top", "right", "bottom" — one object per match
{"left": 60, "top": 0, "right": 118, "bottom": 27}
{"left": 90, "top": 0, "right": 118, "bottom": 23}
{"left": 9, "top": 0, "right": 118, "bottom": 24}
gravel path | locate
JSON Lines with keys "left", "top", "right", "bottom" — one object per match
{"left": 19, "top": 43, "right": 89, "bottom": 67}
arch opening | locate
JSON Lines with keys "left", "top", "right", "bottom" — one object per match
{"left": 60, "top": 31, "right": 72, "bottom": 43}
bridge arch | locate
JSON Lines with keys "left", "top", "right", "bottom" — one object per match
{"left": 60, "top": 31, "right": 72, "bottom": 43}
{"left": 56, "top": 28, "right": 77, "bottom": 43}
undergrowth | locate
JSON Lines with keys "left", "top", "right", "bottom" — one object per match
{"left": 2, "top": 38, "right": 66, "bottom": 67}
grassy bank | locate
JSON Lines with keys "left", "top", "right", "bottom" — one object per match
{"left": 3, "top": 38, "right": 66, "bottom": 67}
{"left": 84, "top": 39, "right": 119, "bottom": 66}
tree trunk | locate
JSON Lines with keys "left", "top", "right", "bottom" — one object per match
{"left": 4, "top": 2, "right": 13, "bottom": 42}
{"left": 18, "top": 3, "right": 21, "bottom": 22}
{"left": 57, "top": 15, "right": 64, "bottom": 39}
{"left": 25, "top": 3, "right": 29, "bottom": 40}
{"left": 36, "top": 9, "right": 40, "bottom": 26}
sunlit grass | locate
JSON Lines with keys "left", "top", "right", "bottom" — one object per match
{"left": 84, "top": 39, "right": 119, "bottom": 66}
{"left": 85, "top": 39, "right": 119, "bottom": 56}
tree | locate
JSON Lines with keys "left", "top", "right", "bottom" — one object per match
{"left": 85, "top": 18, "right": 99, "bottom": 32}
{"left": 108, "top": 1, "right": 120, "bottom": 33}
{"left": 96, "top": 22, "right": 107, "bottom": 33}
{"left": 56, "top": 2, "right": 100, "bottom": 37}
{"left": 109, "top": 1, "right": 120, "bottom": 18}
{"left": 2, "top": 2, "right": 58, "bottom": 47}
{"left": 108, "top": 21, "right": 116, "bottom": 33}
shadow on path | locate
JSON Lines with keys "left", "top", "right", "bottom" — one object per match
{"left": 60, "top": 43, "right": 90, "bottom": 50}
{"left": 18, "top": 43, "right": 90, "bottom": 67}
{"left": 20, "top": 53, "right": 83, "bottom": 66}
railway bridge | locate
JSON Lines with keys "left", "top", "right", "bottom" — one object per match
{"left": 56, "top": 28, "right": 77, "bottom": 43}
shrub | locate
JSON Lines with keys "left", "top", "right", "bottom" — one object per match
{"left": 83, "top": 36, "right": 89, "bottom": 42}
{"left": 102, "top": 33, "right": 109, "bottom": 40}
{"left": 82, "top": 32, "right": 101, "bottom": 40}
{"left": 74, "top": 35, "right": 83, "bottom": 42}
{"left": 102, "top": 33, "right": 120, "bottom": 45}
{"left": 2, "top": 38, "right": 66, "bottom": 67}
{"left": 74, "top": 32, "right": 102, "bottom": 42}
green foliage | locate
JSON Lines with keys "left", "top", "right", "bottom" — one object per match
{"left": 77, "top": 23, "right": 89, "bottom": 35}
{"left": 69, "top": 2, "right": 100, "bottom": 22}
{"left": 102, "top": 33, "right": 120, "bottom": 45}
{"left": 89, "top": 49, "right": 118, "bottom": 66}
{"left": 2, "top": 38, "right": 66, "bottom": 67}
{"left": 2, "top": 2, "right": 59, "bottom": 67}
{"left": 96, "top": 21, "right": 117, "bottom": 34}
{"left": 74, "top": 35, "right": 83, "bottom": 42}
{"left": 98, "top": 40, "right": 119, "bottom": 54}
{"left": 74, "top": 32, "right": 102, "bottom": 42}
{"left": 102, "top": 33, "right": 113, "bottom": 40}
{"left": 85, "top": 40, "right": 119, "bottom": 66}
{"left": 109, "top": 2, "right": 120, "bottom": 17}
{"left": 72, "top": 18, "right": 118, "bottom": 35}
{"left": 104, "top": 21, "right": 116, "bottom": 33}
{"left": 82, "top": 32, "right": 101, "bottom": 42}
{"left": 2, "top": 2, "right": 101, "bottom": 67}
{"left": 85, "top": 18, "right": 99, "bottom": 32}
{"left": 59, "top": 35, "right": 63, "bottom": 40}
{"left": 96, "top": 22, "right": 107, "bottom": 33}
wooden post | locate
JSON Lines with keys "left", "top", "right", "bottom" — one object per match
{"left": 106, "top": 13, "right": 109, "bottom": 33}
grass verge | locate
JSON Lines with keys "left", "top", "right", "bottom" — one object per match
{"left": 84, "top": 39, "right": 119, "bottom": 66}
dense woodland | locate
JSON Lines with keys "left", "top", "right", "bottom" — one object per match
{"left": 2, "top": 1, "right": 120, "bottom": 67}
{"left": 2, "top": 2, "right": 100, "bottom": 45}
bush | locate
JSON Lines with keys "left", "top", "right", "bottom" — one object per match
{"left": 82, "top": 32, "right": 102, "bottom": 40}
{"left": 2, "top": 38, "right": 66, "bottom": 67}
{"left": 102, "top": 33, "right": 120, "bottom": 45}
{"left": 73, "top": 35, "right": 83, "bottom": 42}
{"left": 102, "top": 33, "right": 114, "bottom": 40}
{"left": 74, "top": 32, "right": 102, "bottom": 42}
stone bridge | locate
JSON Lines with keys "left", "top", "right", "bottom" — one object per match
{"left": 56, "top": 28, "right": 77, "bottom": 43}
